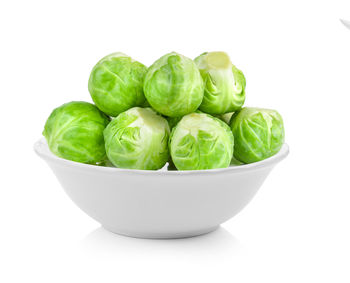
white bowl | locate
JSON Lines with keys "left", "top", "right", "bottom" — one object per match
{"left": 34, "top": 138, "right": 289, "bottom": 239}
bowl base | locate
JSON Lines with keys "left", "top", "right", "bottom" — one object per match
{"left": 102, "top": 225, "right": 220, "bottom": 239}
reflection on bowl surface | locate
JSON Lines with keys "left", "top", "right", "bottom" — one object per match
{"left": 34, "top": 138, "right": 289, "bottom": 239}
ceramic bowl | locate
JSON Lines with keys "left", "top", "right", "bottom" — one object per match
{"left": 34, "top": 138, "right": 289, "bottom": 239}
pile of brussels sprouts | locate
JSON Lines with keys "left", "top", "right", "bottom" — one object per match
{"left": 43, "top": 51, "right": 285, "bottom": 170}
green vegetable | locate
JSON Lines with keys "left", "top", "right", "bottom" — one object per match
{"left": 143, "top": 52, "right": 204, "bottom": 117}
{"left": 88, "top": 52, "right": 147, "bottom": 117}
{"left": 42, "top": 50, "right": 285, "bottom": 171}
{"left": 194, "top": 51, "right": 246, "bottom": 115}
{"left": 169, "top": 112, "right": 234, "bottom": 170}
{"left": 104, "top": 107, "right": 170, "bottom": 170}
{"left": 230, "top": 107, "right": 285, "bottom": 163}
{"left": 43, "top": 101, "right": 110, "bottom": 164}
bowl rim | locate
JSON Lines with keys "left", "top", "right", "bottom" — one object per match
{"left": 34, "top": 138, "right": 289, "bottom": 175}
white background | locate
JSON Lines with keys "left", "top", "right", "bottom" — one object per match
{"left": 1, "top": 0, "right": 350, "bottom": 282}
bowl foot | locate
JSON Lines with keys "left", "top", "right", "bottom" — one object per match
{"left": 102, "top": 225, "right": 220, "bottom": 239}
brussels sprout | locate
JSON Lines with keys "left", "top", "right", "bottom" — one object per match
{"left": 143, "top": 52, "right": 204, "bottom": 117}
{"left": 194, "top": 51, "right": 246, "bottom": 115}
{"left": 88, "top": 52, "right": 147, "bottom": 117}
{"left": 169, "top": 112, "right": 234, "bottom": 170}
{"left": 230, "top": 107, "right": 285, "bottom": 163}
{"left": 43, "top": 101, "right": 110, "bottom": 164}
{"left": 104, "top": 107, "right": 170, "bottom": 170}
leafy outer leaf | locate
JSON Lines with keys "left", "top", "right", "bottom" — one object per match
{"left": 143, "top": 52, "right": 204, "bottom": 117}
{"left": 169, "top": 112, "right": 234, "bottom": 170}
{"left": 88, "top": 52, "right": 147, "bottom": 117}
{"left": 103, "top": 107, "right": 170, "bottom": 170}
{"left": 194, "top": 51, "right": 246, "bottom": 115}
{"left": 43, "top": 101, "right": 110, "bottom": 164}
{"left": 230, "top": 107, "right": 285, "bottom": 163}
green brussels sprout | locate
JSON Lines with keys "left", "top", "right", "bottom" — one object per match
{"left": 104, "top": 107, "right": 170, "bottom": 170}
{"left": 88, "top": 52, "right": 147, "bottom": 117}
{"left": 194, "top": 51, "right": 246, "bottom": 115}
{"left": 43, "top": 101, "right": 110, "bottom": 164}
{"left": 143, "top": 52, "right": 204, "bottom": 117}
{"left": 169, "top": 112, "right": 234, "bottom": 170}
{"left": 230, "top": 107, "right": 285, "bottom": 163}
